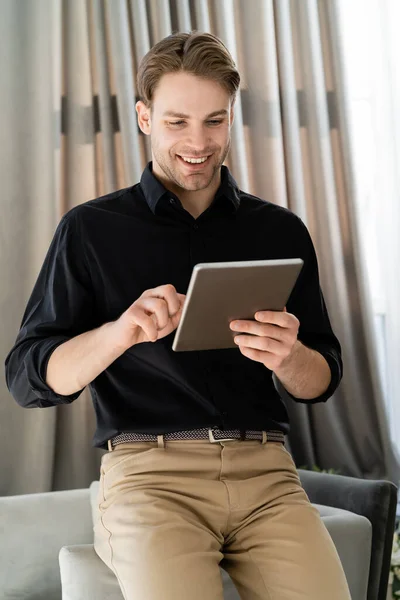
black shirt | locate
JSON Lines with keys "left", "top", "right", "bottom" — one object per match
{"left": 5, "top": 163, "right": 342, "bottom": 450}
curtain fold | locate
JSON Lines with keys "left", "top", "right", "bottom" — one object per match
{"left": 149, "top": 0, "right": 173, "bottom": 44}
{"left": 1, "top": 0, "right": 61, "bottom": 494}
{"left": 212, "top": 0, "right": 249, "bottom": 190}
{"left": 51, "top": 0, "right": 100, "bottom": 492}
{"left": 106, "top": 0, "right": 143, "bottom": 184}
{"left": 1, "top": 0, "right": 399, "bottom": 494}
{"left": 175, "top": 0, "right": 192, "bottom": 31}
{"left": 274, "top": 0, "right": 307, "bottom": 220}
{"left": 193, "top": 0, "right": 211, "bottom": 31}
{"left": 91, "top": 0, "right": 118, "bottom": 192}
{"left": 238, "top": 0, "right": 287, "bottom": 204}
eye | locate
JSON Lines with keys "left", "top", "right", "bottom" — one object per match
{"left": 169, "top": 121, "right": 185, "bottom": 126}
{"left": 207, "top": 120, "right": 223, "bottom": 125}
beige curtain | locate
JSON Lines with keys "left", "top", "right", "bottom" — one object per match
{"left": 1, "top": 0, "right": 399, "bottom": 496}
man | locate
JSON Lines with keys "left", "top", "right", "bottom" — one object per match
{"left": 5, "top": 31, "right": 351, "bottom": 600}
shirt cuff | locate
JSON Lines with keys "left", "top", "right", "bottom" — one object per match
{"left": 25, "top": 337, "right": 84, "bottom": 405}
{"left": 272, "top": 350, "right": 342, "bottom": 404}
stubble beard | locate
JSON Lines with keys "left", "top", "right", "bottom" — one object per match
{"left": 152, "top": 138, "right": 231, "bottom": 192}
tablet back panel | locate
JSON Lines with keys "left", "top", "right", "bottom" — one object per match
{"left": 172, "top": 259, "right": 303, "bottom": 351}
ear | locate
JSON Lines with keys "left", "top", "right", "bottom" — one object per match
{"left": 136, "top": 101, "right": 151, "bottom": 135}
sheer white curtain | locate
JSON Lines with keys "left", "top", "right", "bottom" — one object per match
{"left": 338, "top": 0, "right": 400, "bottom": 457}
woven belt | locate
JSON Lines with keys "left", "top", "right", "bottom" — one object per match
{"left": 108, "top": 427, "right": 285, "bottom": 451}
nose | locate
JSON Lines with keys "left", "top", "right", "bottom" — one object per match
{"left": 185, "top": 124, "right": 210, "bottom": 154}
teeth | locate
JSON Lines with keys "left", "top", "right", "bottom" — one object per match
{"left": 180, "top": 156, "right": 208, "bottom": 164}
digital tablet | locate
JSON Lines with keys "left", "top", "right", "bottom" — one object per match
{"left": 172, "top": 258, "right": 304, "bottom": 352}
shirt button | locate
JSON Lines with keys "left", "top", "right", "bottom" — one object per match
{"left": 169, "top": 198, "right": 176, "bottom": 205}
{"left": 222, "top": 411, "right": 228, "bottom": 418}
{"left": 192, "top": 223, "right": 199, "bottom": 230}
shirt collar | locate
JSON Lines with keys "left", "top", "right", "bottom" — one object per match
{"left": 139, "top": 161, "right": 241, "bottom": 215}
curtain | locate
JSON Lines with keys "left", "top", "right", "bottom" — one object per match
{"left": 336, "top": 0, "right": 400, "bottom": 473}
{"left": 1, "top": 0, "right": 399, "bottom": 495}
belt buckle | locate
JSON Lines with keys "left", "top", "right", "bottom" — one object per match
{"left": 208, "top": 428, "right": 237, "bottom": 443}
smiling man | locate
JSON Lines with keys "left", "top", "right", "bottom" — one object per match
{"left": 5, "top": 32, "right": 351, "bottom": 600}
{"left": 138, "top": 71, "right": 233, "bottom": 218}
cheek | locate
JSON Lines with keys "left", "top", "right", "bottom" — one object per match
{"left": 158, "top": 131, "right": 183, "bottom": 151}
{"left": 151, "top": 127, "right": 177, "bottom": 145}
{"left": 217, "top": 127, "right": 231, "bottom": 145}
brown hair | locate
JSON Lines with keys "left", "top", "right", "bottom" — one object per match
{"left": 137, "top": 31, "right": 240, "bottom": 108}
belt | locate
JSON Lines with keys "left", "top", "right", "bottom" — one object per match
{"left": 108, "top": 427, "right": 285, "bottom": 451}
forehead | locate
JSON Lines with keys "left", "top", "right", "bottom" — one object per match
{"left": 152, "top": 71, "right": 231, "bottom": 116}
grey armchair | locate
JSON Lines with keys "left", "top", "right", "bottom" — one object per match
{"left": 298, "top": 469, "right": 398, "bottom": 600}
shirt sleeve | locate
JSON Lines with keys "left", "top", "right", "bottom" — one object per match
{"left": 4, "top": 210, "right": 96, "bottom": 408}
{"left": 273, "top": 216, "right": 343, "bottom": 404}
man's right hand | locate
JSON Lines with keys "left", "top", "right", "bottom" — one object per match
{"left": 113, "top": 284, "right": 186, "bottom": 350}
{"left": 45, "top": 284, "right": 185, "bottom": 395}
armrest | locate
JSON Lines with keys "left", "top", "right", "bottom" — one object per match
{"left": 0, "top": 487, "right": 93, "bottom": 599}
{"left": 298, "top": 468, "right": 398, "bottom": 600}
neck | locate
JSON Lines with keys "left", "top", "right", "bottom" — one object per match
{"left": 176, "top": 178, "right": 221, "bottom": 218}
{"left": 152, "top": 163, "right": 222, "bottom": 219}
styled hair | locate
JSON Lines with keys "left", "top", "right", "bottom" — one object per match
{"left": 137, "top": 31, "right": 240, "bottom": 107}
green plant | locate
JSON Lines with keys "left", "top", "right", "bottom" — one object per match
{"left": 390, "top": 520, "right": 400, "bottom": 598}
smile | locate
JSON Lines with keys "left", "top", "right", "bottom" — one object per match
{"left": 177, "top": 154, "right": 211, "bottom": 167}
{"left": 179, "top": 155, "right": 209, "bottom": 163}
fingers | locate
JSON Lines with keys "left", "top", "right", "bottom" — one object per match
{"left": 233, "top": 334, "right": 283, "bottom": 355}
{"left": 133, "top": 285, "right": 185, "bottom": 342}
{"left": 230, "top": 320, "right": 289, "bottom": 342}
{"left": 254, "top": 310, "right": 298, "bottom": 329}
{"left": 128, "top": 302, "right": 163, "bottom": 341}
{"left": 141, "top": 284, "right": 184, "bottom": 317}
{"left": 137, "top": 297, "right": 171, "bottom": 333}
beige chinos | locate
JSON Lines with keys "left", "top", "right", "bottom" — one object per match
{"left": 93, "top": 437, "right": 351, "bottom": 600}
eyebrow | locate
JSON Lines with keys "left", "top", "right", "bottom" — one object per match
{"left": 162, "top": 109, "right": 229, "bottom": 119}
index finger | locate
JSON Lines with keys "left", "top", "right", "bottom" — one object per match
{"left": 254, "top": 309, "right": 292, "bottom": 327}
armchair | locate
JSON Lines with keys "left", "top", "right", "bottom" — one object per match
{"left": 298, "top": 469, "right": 398, "bottom": 600}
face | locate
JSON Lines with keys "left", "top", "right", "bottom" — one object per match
{"left": 136, "top": 71, "right": 234, "bottom": 194}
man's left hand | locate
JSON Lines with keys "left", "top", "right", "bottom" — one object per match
{"left": 229, "top": 309, "right": 300, "bottom": 371}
